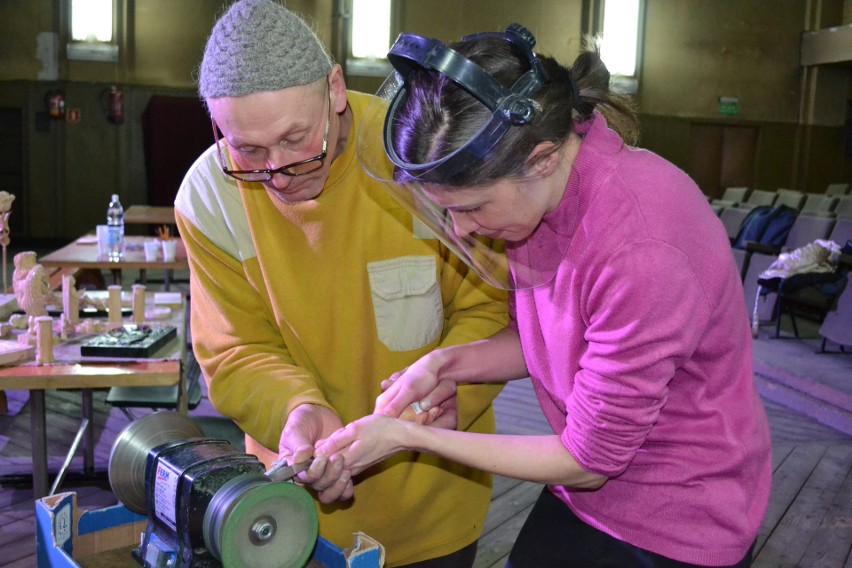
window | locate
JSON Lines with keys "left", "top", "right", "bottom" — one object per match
{"left": 347, "top": 0, "right": 393, "bottom": 77}
{"left": 600, "top": 0, "right": 643, "bottom": 92}
{"left": 67, "top": 0, "right": 118, "bottom": 62}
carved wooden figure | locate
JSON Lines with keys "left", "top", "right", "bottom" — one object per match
{"left": 0, "top": 191, "right": 15, "bottom": 293}
{"left": 13, "top": 251, "right": 53, "bottom": 338}
{"left": 62, "top": 274, "right": 80, "bottom": 326}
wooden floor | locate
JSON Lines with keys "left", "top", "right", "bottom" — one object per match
{"left": 480, "top": 381, "right": 852, "bottom": 568}
{"left": 1, "top": 377, "right": 851, "bottom": 567}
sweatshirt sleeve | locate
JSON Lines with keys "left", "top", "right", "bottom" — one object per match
{"left": 564, "top": 239, "right": 711, "bottom": 476}
{"left": 175, "top": 209, "right": 333, "bottom": 452}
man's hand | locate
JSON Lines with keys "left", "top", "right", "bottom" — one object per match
{"left": 375, "top": 352, "right": 458, "bottom": 424}
{"left": 278, "top": 404, "right": 353, "bottom": 504}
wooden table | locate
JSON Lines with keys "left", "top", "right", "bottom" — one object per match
{"left": 123, "top": 205, "right": 175, "bottom": 226}
{"left": 39, "top": 234, "right": 188, "bottom": 290}
{"left": 0, "top": 292, "right": 187, "bottom": 498}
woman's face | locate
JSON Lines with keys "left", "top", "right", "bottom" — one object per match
{"left": 423, "top": 176, "right": 553, "bottom": 242}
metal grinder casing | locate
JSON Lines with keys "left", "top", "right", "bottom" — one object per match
{"left": 141, "top": 437, "right": 266, "bottom": 567}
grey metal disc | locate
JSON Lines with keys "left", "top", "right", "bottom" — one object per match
{"left": 108, "top": 411, "right": 204, "bottom": 514}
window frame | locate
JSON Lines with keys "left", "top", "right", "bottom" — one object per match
{"left": 66, "top": 0, "right": 119, "bottom": 62}
{"left": 344, "top": 0, "right": 394, "bottom": 77}
{"left": 600, "top": 0, "right": 645, "bottom": 94}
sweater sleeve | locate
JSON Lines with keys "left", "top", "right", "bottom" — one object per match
{"left": 175, "top": 208, "right": 334, "bottom": 452}
{"left": 564, "top": 239, "right": 711, "bottom": 476}
{"left": 436, "top": 242, "right": 510, "bottom": 430}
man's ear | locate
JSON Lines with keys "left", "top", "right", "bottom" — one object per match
{"left": 526, "top": 142, "right": 560, "bottom": 178}
{"left": 328, "top": 64, "right": 348, "bottom": 114}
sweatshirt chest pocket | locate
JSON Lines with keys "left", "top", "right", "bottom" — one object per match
{"left": 368, "top": 256, "right": 443, "bottom": 352}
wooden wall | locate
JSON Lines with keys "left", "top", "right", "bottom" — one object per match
{"left": 0, "top": 0, "right": 849, "bottom": 240}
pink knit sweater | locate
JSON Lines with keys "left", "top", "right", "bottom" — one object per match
{"left": 509, "top": 113, "right": 772, "bottom": 565}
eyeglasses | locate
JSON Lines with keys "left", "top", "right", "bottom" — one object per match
{"left": 212, "top": 88, "right": 331, "bottom": 182}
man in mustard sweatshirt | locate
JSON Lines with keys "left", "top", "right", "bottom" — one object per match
{"left": 174, "top": 1, "right": 508, "bottom": 565}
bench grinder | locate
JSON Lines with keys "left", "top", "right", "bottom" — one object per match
{"left": 108, "top": 412, "right": 318, "bottom": 568}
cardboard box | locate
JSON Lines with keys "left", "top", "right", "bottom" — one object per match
{"left": 37, "top": 492, "right": 385, "bottom": 567}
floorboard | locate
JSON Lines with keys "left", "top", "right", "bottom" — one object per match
{"left": 1, "top": 365, "right": 850, "bottom": 567}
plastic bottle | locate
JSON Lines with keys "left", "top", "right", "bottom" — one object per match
{"left": 106, "top": 193, "right": 124, "bottom": 261}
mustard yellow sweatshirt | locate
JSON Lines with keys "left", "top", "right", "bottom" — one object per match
{"left": 175, "top": 91, "right": 508, "bottom": 565}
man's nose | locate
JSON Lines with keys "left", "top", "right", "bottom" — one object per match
{"left": 268, "top": 172, "right": 293, "bottom": 191}
{"left": 266, "top": 149, "right": 293, "bottom": 189}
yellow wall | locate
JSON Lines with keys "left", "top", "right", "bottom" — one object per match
{"left": 0, "top": 0, "right": 849, "bottom": 239}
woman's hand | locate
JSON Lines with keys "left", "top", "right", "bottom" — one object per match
{"left": 375, "top": 352, "right": 450, "bottom": 418}
{"left": 315, "top": 415, "right": 410, "bottom": 476}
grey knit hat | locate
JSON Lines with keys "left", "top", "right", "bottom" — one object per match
{"left": 199, "top": 0, "right": 333, "bottom": 98}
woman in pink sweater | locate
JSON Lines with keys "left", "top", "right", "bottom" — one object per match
{"left": 317, "top": 25, "right": 772, "bottom": 567}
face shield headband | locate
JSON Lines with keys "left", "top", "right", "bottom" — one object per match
{"left": 383, "top": 23, "right": 550, "bottom": 180}
{"left": 355, "top": 24, "right": 566, "bottom": 291}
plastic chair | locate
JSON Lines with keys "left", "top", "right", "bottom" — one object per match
{"left": 818, "top": 268, "right": 852, "bottom": 353}
{"left": 711, "top": 186, "right": 751, "bottom": 209}
{"left": 825, "top": 183, "right": 851, "bottom": 196}
{"left": 743, "top": 214, "right": 837, "bottom": 328}
{"left": 774, "top": 189, "right": 805, "bottom": 211}
{"left": 739, "top": 189, "right": 778, "bottom": 210}
{"left": 835, "top": 196, "right": 852, "bottom": 219}
{"left": 719, "top": 206, "right": 751, "bottom": 242}
{"left": 106, "top": 352, "right": 203, "bottom": 420}
{"left": 749, "top": 217, "right": 852, "bottom": 338}
{"left": 800, "top": 193, "right": 838, "bottom": 216}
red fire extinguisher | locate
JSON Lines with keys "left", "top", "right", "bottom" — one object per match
{"left": 105, "top": 85, "right": 124, "bottom": 124}
{"left": 45, "top": 89, "right": 65, "bottom": 120}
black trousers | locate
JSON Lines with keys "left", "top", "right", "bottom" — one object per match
{"left": 397, "top": 540, "right": 478, "bottom": 568}
{"left": 507, "top": 488, "right": 755, "bottom": 568}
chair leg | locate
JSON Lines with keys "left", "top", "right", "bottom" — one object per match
{"left": 119, "top": 407, "right": 138, "bottom": 421}
{"left": 774, "top": 300, "right": 783, "bottom": 338}
{"left": 789, "top": 308, "right": 799, "bottom": 338}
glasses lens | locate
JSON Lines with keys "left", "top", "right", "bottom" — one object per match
{"left": 284, "top": 159, "right": 324, "bottom": 176}
{"left": 230, "top": 171, "right": 272, "bottom": 182}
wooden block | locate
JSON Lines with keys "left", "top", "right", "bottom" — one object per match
{"left": 0, "top": 339, "right": 34, "bottom": 366}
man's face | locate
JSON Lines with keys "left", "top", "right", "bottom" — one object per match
{"left": 208, "top": 81, "right": 331, "bottom": 203}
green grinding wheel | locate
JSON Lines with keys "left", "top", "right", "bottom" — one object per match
{"left": 203, "top": 474, "right": 318, "bottom": 568}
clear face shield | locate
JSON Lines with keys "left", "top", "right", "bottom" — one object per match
{"left": 357, "top": 24, "right": 568, "bottom": 290}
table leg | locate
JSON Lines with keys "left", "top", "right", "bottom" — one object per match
{"left": 30, "top": 390, "right": 49, "bottom": 498}
{"left": 82, "top": 389, "right": 94, "bottom": 474}
{"left": 177, "top": 358, "right": 188, "bottom": 414}
{"left": 111, "top": 268, "right": 122, "bottom": 285}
